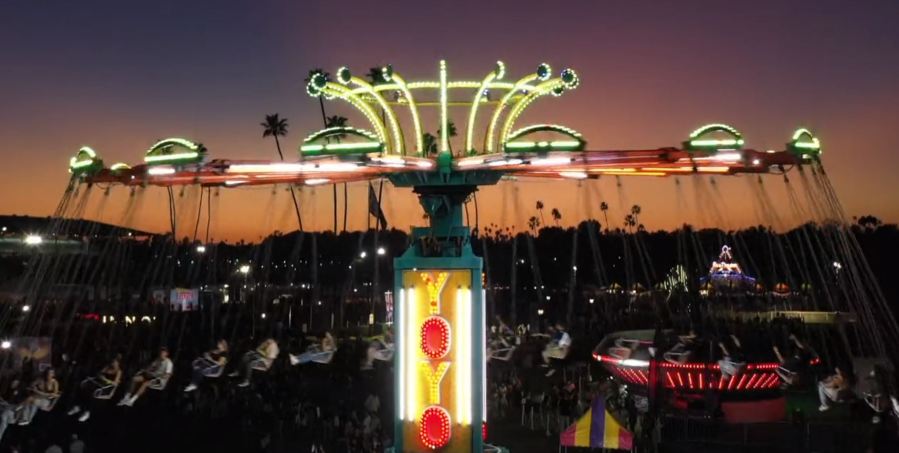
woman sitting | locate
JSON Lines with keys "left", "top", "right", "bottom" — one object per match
{"left": 67, "top": 355, "right": 122, "bottom": 422}
{"left": 234, "top": 338, "right": 279, "bottom": 388}
{"left": 184, "top": 339, "right": 229, "bottom": 393}
{"left": 290, "top": 332, "right": 337, "bottom": 366}
{"left": 118, "top": 347, "right": 173, "bottom": 407}
{"left": 19, "top": 368, "right": 61, "bottom": 426}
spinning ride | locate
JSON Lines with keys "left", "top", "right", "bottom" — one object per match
{"left": 69, "top": 61, "right": 823, "bottom": 452}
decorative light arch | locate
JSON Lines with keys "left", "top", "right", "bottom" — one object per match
{"left": 69, "top": 146, "right": 104, "bottom": 175}
{"left": 502, "top": 124, "right": 585, "bottom": 152}
{"left": 787, "top": 127, "right": 821, "bottom": 159}
{"left": 299, "top": 126, "right": 384, "bottom": 156}
{"left": 683, "top": 123, "right": 744, "bottom": 151}
{"left": 306, "top": 73, "right": 390, "bottom": 152}
{"left": 144, "top": 138, "right": 206, "bottom": 165}
{"left": 499, "top": 69, "right": 579, "bottom": 146}
{"left": 465, "top": 61, "right": 505, "bottom": 155}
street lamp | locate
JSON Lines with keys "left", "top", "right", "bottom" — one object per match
{"left": 196, "top": 244, "right": 207, "bottom": 253}
{"left": 239, "top": 264, "right": 250, "bottom": 275}
{"left": 377, "top": 246, "right": 386, "bottom": 256}
{"left": 0, "top": 340, "right": 10, "bottom": 350}
{"left": 21, "top": 305, "right": 30, "bottom": 313}
{"left": 360, "top": 251, "right": 367, "bottom": 259}
{"left": 24, "top": 234, "right": 42, "bottom": 245}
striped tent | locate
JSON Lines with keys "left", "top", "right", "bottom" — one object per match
{"left": 559, "top": 397, "right": 633, "bottom": 451}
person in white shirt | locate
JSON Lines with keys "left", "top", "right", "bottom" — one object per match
{"left": 118, "top": 347, "right": 173, "bottom": 407}
{"left": 236, "top": 338, "right": 279, "bottom": 387}
{"left": 542, "top": 323, "right": 572, "bottom": 376}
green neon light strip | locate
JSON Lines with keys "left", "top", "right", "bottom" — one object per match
{"left": 144, "top": 151, "right": 200, "bottom": 163}
{"left": 506, "top": 124, "right": 583, "bottom": 142}
{"left": 147, "top": 138, "right": 200, "bottom": 153}
{"left": 69, "top": 159, "right": 95, "bottom": 169}
{"left": 348, "top": 75, "right": 404, "bottom": 154}
{"left": 503, "top": 140, "right": 583, "bottom": 151}
{"left": 687, "top": 138, "right": 745, "bottom": 148}
{"left": 792, "top": 141, "right": 820, "bottom": 150}
{"left": 110, "top": 163, "right": 131, "bottom": 171}
{"left": 300, "top": 141, "right": 383, "bottom": 155}
{"left": 302, "top": 126, "right": 379, "bottom": 144}
{"left": 688, "top": 123, "right": 742, "bottom": 140}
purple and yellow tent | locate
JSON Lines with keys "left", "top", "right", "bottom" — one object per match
{"left": 559, "top": 397, "right": 633, "bottom": 451}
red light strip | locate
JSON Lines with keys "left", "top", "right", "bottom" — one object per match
{"left": 665, "top": 372, "right": 675, "bottom": 388}
{"left": 735, "top": 374, "right": 748, "bottom": 390}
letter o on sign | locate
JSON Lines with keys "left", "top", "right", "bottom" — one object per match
{"left": 420, "top": 316, "right": 451, "bottom": 359}
{"left": 419, "top": 405, "right": 452, "bottom": 449}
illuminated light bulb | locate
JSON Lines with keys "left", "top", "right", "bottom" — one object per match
{"left": 24, "top": 235, "right": 43, "bottom": 245}
{"left": 0, "top": 341, "right": 10, "bottom": 350}
{"left": 196, "top": 245, "right": 207, "bottom": 253}
{"left": 377, "top": 247, "right": 386, "bottom": 256}
{"left": 21, "top": 305, "right": 30, "bottom": 313}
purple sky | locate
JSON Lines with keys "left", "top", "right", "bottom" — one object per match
{"left": 2, "top": 0, "right": 897, "bottom": 241}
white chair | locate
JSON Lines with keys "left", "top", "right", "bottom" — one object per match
{"left": 194, "top": 357, "right": 224, "bottom": 378}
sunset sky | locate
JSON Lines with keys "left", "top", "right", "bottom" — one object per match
{"left": 2, "top": 0, "right": 898, "bottom": 242}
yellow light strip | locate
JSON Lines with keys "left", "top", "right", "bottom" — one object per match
{"left": 406, "top": 286, "right": 418, "bottom": 420}
{"left": 398, "top": 288, "right": 405, "bottom": 420}
{"left": 320, "top": 84, "right": 389, "bottom": 147}
{"left": 485, "top": 73, "right": 539, "bottom": 153}
{"left": 465, "top": 62, "right": 504, "bottom": 153}
{"left": 349, "top": 76, "right": 404, "bottom": 155}
{"left": 421, "top": 361, "right": 451, "bottom": 404}
{"left": 456, "top": 286, "right": 472, "bottom": 425}
{"left": 439, "top": 60, "right": 449, "bottom": 153}
{"left": 500, "top": 78, "right": 565, "bottom": 145}
{"left": 390, "top": 73, "right": 423, "bottom": 155}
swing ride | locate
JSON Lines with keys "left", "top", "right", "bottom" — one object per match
{"left": 36, "top": 60, "right": 897, "bottom": 452}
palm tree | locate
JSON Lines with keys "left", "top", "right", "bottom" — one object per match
{"left": 422, "top": 132, "right": 438, "bottom": 156}
{"left": 438, "top": 120, "right": 458, "bottom": 154}
{"left": 366, "top": 67, "right": 387, "bottom": 85}
{"left": 261, "top": 114, "right": 303, "bottom": 231}
{"left": 325, "top": 115, "right": 349, "bottom": 232}
{"left": 600, "top": 202, "right": 609, "bottom": 232}
{"left": 261, "top": 114, "right": 288, "bottom": 160}
{"left": 631, "top": 205, "right": 642, "bottom": 226}
{"left": 551, "top": 208, "right": 562, "bottom": 226}
{"left": 536, "top": 201, "right": 545, "bottom": 226}
{"left": 304, "top": 69, "right": 331, "bottom": 131}
{"left": 624, "top": 214, "right": 636, "bottom": 233}
{"left": 528, "top": 216, "right": 540, "bottom": 232}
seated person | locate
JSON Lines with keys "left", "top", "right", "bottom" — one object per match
{"left": 0, "top": 380, "right": 24, "bottom": 443}
{"left": 773, "top": 334, "right": 809, "bottom": 385}
{"left": 19, "top": 368, "right": 61, "bottom": 426}
{"left": 184, "top": 339, "right": 228, "bottom": 392}
{"left": 235, "top": 338, "right": 279, "bottom": 387}
{"left": 290, "top": 332, "right": 336, "bottom": 366}
{"left": 118, "top": 347, "right": 173, "bottom": 407}
{"left": 664, "top": 329, "right": 698, "bottom": 364}
{"left": 542, "top": 323, "right": 572, "bottom": 376}
{"left": 67, "top": 355, "right": 122, "bottom": 422}
{"left": 818, "top": 366, "right": 853, "bottom": 412}
{"left": 717, "top": 335, "right": 747, "bottom": 379}
{"left": 862, "top": 365, "right": 891, "bottom": 423}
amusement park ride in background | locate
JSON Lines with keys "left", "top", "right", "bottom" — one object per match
{"left": 65, "top": 61, "right": 823, "bottom": 452}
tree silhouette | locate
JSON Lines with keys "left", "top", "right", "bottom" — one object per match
{"left": 551, "top": 208, "right": 562, "bottom": 226}
{"left": 536, "top": 201, "right": 545, "bottom": 226}
{"left": 261, "top": 114, "right": 288, "bottom": 160}
{"left": 325, "top": 115, "right": 349, "bottom": 232}
{"left": 528, "top": 216, "right": 540, "bottom": 232}
{"left": 600, "top": 202, "right": 609, "bottom": 232}
{"left": 438, "top": 120, "right": 458, "bottom": 154}
{"left": 422, "top": 132, "right": 438, "bottom": 156}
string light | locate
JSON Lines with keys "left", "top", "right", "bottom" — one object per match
{"left": 420, "top": 316, "right": 451, "bottom": 359}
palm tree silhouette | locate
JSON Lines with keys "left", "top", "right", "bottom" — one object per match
{"left": 528, "top": 216, "right": 540, "bottom": 232}
{"left": 551, "top": 208, "right": 562, "bottom": 226}
{"left": 438, "top": 120, "right": 458, "bottom": 154}
{"left": 261, "top": 114, "right": 302, "bottom": 231}
{"left": 326, "top": 115, "right": 349, "bottom": 232}
{"left": 304, "top": 69, "right": 331, "bottom": 131}
{"left": 261, "top": 114, "right": 288, "bottom": 160}
{"left": 631, "top": 205, "right": 642, "bottom": 226}
{"left": 600, "top": 202, "right": 609, "bottom": 232}
{"left": 536, "top": 201, "right": 545, "bottom": 226}
{"left": 422, "top": 133, "right": 438, "bottom": 156}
